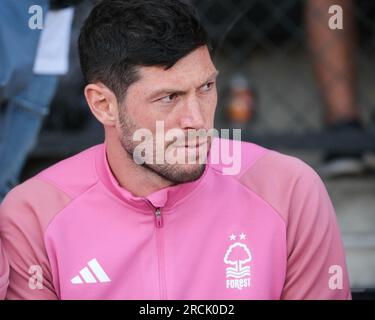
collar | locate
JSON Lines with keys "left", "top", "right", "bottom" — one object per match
{"left": 95, "top": 142, "right": 211, "bottom": 214}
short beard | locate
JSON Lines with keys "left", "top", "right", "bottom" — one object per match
{"left": 118, "top": 107, "right": 207, "bottom": 184}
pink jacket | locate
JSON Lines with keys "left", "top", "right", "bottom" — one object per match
{"left": 0, "top": 239, "right": 9, "bottom": 299}
{"left": 0, "top": 138, "right": 351, "bottom": 299}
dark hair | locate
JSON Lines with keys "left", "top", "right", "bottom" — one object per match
{"left": 78, "top": 0, "right": 210, "bottom": 102}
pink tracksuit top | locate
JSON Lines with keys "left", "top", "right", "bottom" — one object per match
{"left": 0, "top": 138, "right": 351, "bottom": 299}
{"left": 0, "top": 238, "right": 9, "bottom": 299}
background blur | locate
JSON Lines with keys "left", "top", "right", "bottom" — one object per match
{"left": 1, "top": 0, "right": 375, "bottom": 298}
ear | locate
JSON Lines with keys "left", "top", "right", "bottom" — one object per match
{"left": 84, "top": 83, "right": 118, "bottom": 127}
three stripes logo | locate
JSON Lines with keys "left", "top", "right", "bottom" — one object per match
{"left": 71, "top": 258, "right": 111, "bottom": 284}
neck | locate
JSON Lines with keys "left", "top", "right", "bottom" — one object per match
{"left": 105, "top": 134, "right": 174, "bottom": 198}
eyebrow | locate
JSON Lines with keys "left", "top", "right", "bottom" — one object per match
{"left": 147, "top": 70, "right": 220, "bottom": 101}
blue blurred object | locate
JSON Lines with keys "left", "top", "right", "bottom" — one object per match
{"left": 0, "top": 0, "right": 49, "bottom": 101}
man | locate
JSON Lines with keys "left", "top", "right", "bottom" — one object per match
{"left": 0, "top": 0, "right": 351, "bottom": 299}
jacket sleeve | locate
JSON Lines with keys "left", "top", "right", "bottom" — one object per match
{"left": 281, "top": 164, "right": 351, "bottom": 300}
{"left": 0, "top": 179, "right": 68, "bottom": 300}
{"left": 0, "top": 238, "right": 9, "bottom": 299}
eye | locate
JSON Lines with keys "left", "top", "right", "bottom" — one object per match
{"left": 201, "top": 81, "right": 215, "bottom": 92}
{"left": 159, "top": 93, "right": 178, "bottom": 103}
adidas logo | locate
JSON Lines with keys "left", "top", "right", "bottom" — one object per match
{"left": 71, "top": 258, "right": 111, "bottom": 284}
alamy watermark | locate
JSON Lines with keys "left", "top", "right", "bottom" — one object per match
{"left": 28, "top": 265, "right": 43, "bottom": 290}
{"left": 131, "top": 122, "right": 242, "bottom": 175}
{"left": 328, "top": 5, "right": 343, "bottom": 30}
{"left": 328, "top": 265, "right": 344, "bottom": 290}
{"left": 28, "top": 5, "right": 43, "bottom": 30}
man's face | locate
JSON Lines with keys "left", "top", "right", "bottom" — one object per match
{"left": 117, "top": 46, "right": 218, "bottom": 183}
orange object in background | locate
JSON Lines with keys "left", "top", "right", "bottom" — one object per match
{"left": 226, "top": 74, "right": 256, "bottom": 125}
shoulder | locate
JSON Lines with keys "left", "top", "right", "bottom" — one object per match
{"left": 209, "top": 137, "right": 317, "bottom": 182}
{"left": 35, "top": 144, "right": 102, "bottom": 198}
{"left": 209, "top": 138, "right": 327, "bottom": 224}
{"left": 0, "top": 144, "right": 102, "bottom": 234}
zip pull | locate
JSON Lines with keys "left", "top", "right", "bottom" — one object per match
{"left": 155, "top": 207, "right": 163, "bottom": 228}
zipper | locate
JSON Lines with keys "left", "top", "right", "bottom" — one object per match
{"left": 155, "top": 207, "right": 163, "bottom": 228}
{"left": 152, "top": 206, "right": 167, "bottom": 299}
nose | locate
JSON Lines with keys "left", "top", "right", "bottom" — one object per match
{"left": 179, "top": 95, "right": 205, "bottom": 130}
